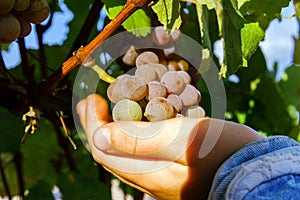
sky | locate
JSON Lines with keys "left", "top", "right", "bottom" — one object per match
{"left": 1, "top": 0, "right": 299, "bottom": 80}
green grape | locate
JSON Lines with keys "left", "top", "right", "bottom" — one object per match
{"left": 185, "top": 106, "right": 205, "bottom": 118}
{"left": 14, "top": 0, "right": 30, "bottom": 11}
{"left": 0, "top": 14, "right": 21, "bottom": 44}
{"left": 0, "top": 0, "right": 15, "bottom": 15}
{"left": 112, "top": 99, "right": 143, "bottom": 121}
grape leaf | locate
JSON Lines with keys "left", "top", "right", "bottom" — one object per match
{"left": 198, "top": 0, "right": 215, "bottom": 10}
{"left": 238, "top": 0, "right": 290, "bottom": 29}
{"left": 196, "top": 4, "right": 212, "bottom": 51}
{"left": 0, "top": 107, "right": 24, "bottom": 153}
{"left": 215, "top": 0, "right": 246, "bottom": 78}
{"left": 21, "top": 118, "right": 60, "bottom": 188}
{"left": 24, "top": 180, "right": 54, "bottom": 200}
{"left": 294, "top": 37, "right": 300, "bottom": 65}
{"left": 104, "top": 5, "right": 151, "bottom": 36}
{"left": 151, "top": 0, "right": 182, "bottom": 31}
{"left": 247, "top": 76, "right": 293, "bottom": 134}
{"left": 0, "top": 155, "right": 19, "bottom": 196}
{"left": 0, "top": 43, "right": 10, "bottom": 51}
{"left": 57, "top": 147, "right": 111, "bottom": 200}
{"left": 279, "top": 65, "right": 300, "bottom": 111}
{"left": 241, "top": 22, "right": 265, "bottom": 60}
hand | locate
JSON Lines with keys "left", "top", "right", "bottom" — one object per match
{"left": 76, "top": 94, "right": 265, "bottom": 200}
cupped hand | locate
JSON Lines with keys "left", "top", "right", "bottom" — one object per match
{"left": 76, "top": 94, "right": 264, "bottom": 200}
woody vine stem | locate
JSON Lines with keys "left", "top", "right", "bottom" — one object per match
{"left": 34, "top": 0, "right": 151, "bottom": 96}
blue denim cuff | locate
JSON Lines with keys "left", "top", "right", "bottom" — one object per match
{"left": 209, "top": 136, "right": 300, "bottom": 199}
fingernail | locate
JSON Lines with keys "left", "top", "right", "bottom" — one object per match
{"left": 93, "top": 126, "right": 110, "bottom": 151}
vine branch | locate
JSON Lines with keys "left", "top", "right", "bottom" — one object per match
{"left": 33, "top": 0, "right": 151, "bottom": 96}
{"left": 18, "top": 38, "right": 35, "bottom": 85}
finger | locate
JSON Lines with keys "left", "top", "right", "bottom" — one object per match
{"left": 92, "top": 117, "right": 209, "bottom": 165}
{"left": 84, "top": 94, "right": 110, "bottom": 144}
{"left": 76, "top": 98, "right": 87, "bottom": 131}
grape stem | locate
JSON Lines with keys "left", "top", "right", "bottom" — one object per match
{"left": 32, "top": 0, "right": 151, "bottom": 96}
{"left": 90, "top": 64, "right": 116, "bottom": 84}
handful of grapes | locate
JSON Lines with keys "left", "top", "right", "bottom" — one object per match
{"left": 0, "top": 0, "right": 50, "bottom": 44}
{"left": 106, "top": 27, "right": 206, "bottom": 122}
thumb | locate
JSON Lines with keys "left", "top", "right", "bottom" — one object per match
{"left": 92, "top": 117, "right": 206, "bottom": 165}
{"left": 76, "top": 94, "right": 110, "bottom": 147}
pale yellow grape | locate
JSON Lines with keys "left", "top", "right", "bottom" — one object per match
{"left": 151, "top": 26, "right": 171, "bottom": 46}
{"left": 179, "top": 84, "right": 201, "bottom": 106}
{"left": 147, "top": 81, "right": 167, "bottom": 100}
{"left": 167, "top": 94, "right": 182, "bottom": 112}
{"left": 135, "top": 64, "right": 157, "bottom": 83}
{"left": 0, "top": 14, "right": 21, "bottom": 44}
{"left": 170, "top": 29, "right": 181, "bottom": 41}
{"left": 185, "top": 106, "right": 205, "bottom": 118}
{"left": 135, "top": 51, "right": 159, "bottom": 67}
{"left": 122, "top": 45, "right": 138, "bottom": 66}
{"left": 112, "top": 99, "right": 142, "bottom": 121}
{"left": 107, "top": 80, "right": 126, "bottom": 104}
{"left": 161, "top": 71, "right": 186, "bottom": 94}
{"left": 167, "top": 60, "right": 180, "bottom": 71}
{"left": 178, "top": 60, "right": 189, "bottom": 71}
{"left": 144, "top": 97, "right": 175, "bottom": 122}
{"left": 151, "top": 63, "right": 168, "bottom": 80}
{"left": 163, "top": 46, "right": 175, "bottom": 58}
{"left": 116, "top": 74, "right": 130, "bottom": 80}
{"left": 177, "top": 71, "right": 191, "bottom": 84}
{"left": 121, "top": 76, "right": 147, "bottom": 101}
{"left": 0, "top": 0, "right": 15, "bottom": 15}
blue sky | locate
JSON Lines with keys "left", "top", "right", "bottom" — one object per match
{"left": 2, "top": 0, "right": 299, "bottom": 80}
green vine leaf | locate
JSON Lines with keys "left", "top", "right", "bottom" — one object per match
{"left": 198, "top": 0, "right": 215, "bottom": 10}
{"left": 104, "top": 4, "right": 151, "bottom": 36}
{"left": 241, "top": 22, "right": 265, "bottom": 60}
{"left": 238, "top": 0, "right": 290, "bottom": 29}
{"left": 152, "top": 0, "right": 182, "bottom": 31}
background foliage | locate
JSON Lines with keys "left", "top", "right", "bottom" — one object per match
{"left": 0, "top": 0, "right": 299, "bottom": 199}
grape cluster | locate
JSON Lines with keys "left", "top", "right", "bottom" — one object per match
{"left": 0, "top": 0, "right": 50, "bottom": 44}
{"left": 107, "top": 26, "right": 206, "bottom": 122}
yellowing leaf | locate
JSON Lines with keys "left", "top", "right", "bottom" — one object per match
{"left": 152, "top": 0, "right": 182, "bottom": 31}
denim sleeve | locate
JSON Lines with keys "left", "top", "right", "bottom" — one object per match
{"left": 208, "top": 136, "right": 300, "bottom": 199}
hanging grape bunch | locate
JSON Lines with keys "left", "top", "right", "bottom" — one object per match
{"left": 107, "top": 26, "right": 206, "bottom": 122}
{"left": 0, "top": 0, "right": 50, "bottom": 44}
